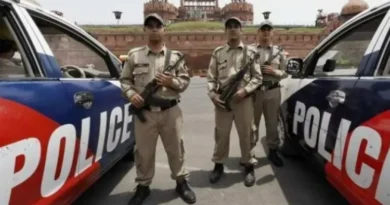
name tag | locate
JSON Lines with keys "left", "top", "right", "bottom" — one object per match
{"left": 150, "top": 106, "right": 161, "bottom": 112}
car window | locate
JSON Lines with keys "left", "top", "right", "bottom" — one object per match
{"left": 0, "top": 8, "right": 37, "bottom": 78}
{"left": 27, "top": 14, "right": 112, "bottom": 79}
{"left": 311, "top": 13, "right": 385, "bottom": 77}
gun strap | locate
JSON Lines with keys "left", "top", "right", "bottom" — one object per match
{"left": 164, "top": 49, "right": 172, "bottom": 70}
{"left": 267, "top": 46, "right": 273, "bottom": 62}
{"left": 242, "top": 45, "right": 254, "bottom": 79}
{"left": 243, "top": 45, "right": 247, "bottom": 65}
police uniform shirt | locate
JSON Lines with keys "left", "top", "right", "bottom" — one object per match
{"left": 252, "top": 44, "right": 288, "bottom": 83}
{"left": 120, "top": 45, "right": 190, "bottom": 100}
{"left": 207, "top": 41, "right": 262, "bottom": 99}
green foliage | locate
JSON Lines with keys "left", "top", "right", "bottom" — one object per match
{"left": 81, "top": 21, "right": 324, "bottom": 33}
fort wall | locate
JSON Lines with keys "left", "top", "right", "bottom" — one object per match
{"left": 90, "top": 31, "right": 327, "bottom": 72}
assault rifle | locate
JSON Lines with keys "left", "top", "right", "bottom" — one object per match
{"left": 262, "top": 47, "right": 284, "bottom": 72}
{"left": 261, "top": 46, "right": 284, "bottom": 88}
{"left": 217, "top": 52, "right": 260, "bottom": 111}
{"left": 128, "top": 54, "right": 186, "bottom": 122}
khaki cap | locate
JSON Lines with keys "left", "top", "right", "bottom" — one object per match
{"left": 224, "top": 17, "right": 242, "bottom": 27}
{"left": 144, "top": 13, "right": 165, "bottom": 26}
{"left": 259, "top": 20, "right": 273, "bottom": 29}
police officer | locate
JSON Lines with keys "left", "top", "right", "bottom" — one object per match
{"left": 206, "top": 17, "right": 262, "bottom": 187}
{"left": 250, "top": 15, "right": 288, "bottom": 167}
{"left": 120, "top": 13, "right": 196, "bottom": 205}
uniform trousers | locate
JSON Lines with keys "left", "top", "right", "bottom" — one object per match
{"left": 212, "top": 96, "right": 257, "bottom": 165}
{"left": 251, "top": 87, "right": 282, "bottom": 151}
{"left": 133, "top": 105, "right": 189, "bottom": 186}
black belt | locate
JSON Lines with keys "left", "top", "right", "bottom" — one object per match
{"left": 144, "top": 99, "right": 179, "bottom": 111}
{"left": 257, "top": 82, "right": 281, "bottom": 90}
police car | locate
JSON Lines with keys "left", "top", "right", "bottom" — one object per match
{"left": 279, "top": 1, "right": 390, "bottom": 205}
{"left": 0, "top": 0, "right": 135, "bottom": 205}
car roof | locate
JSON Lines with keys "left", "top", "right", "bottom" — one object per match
{"left": 2, "top": 0, "right": 120, "bottom": 62}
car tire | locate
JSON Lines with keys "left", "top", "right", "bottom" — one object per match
{"left": 278, "top": 113, "right": 300, "bottom": 158}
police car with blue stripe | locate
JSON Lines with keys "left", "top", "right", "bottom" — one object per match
{"left": 279, "top": 1, "right": 390, "bottom": 205}
{"left": 0, "top": 0, "right": 135, "bottom": 204}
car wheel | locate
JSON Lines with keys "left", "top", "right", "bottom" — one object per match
{"left": 278, "top": 113, "right": 300, "bottom": 157}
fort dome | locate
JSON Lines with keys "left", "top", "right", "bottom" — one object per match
{"left": 222, "top": 0, "right": 253, "bottom": 25}
{"left": 144, "top": 0, "right": 178, "bottom": 24}
{"left": 341, "top": 0, "right": 368, "bottom": 16}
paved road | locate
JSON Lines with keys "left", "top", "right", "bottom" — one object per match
{"left": 73, "top": 77, "right": 349, "bottom": 205}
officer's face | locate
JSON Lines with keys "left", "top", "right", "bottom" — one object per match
{"left": 144, "top": 19, "right": 164, "bottom": 42}
{"left": 225, "top": 21, "right": 241, "bottom": 40}
{"left": 258, "top": 26, "right": 273, "bottom": 41}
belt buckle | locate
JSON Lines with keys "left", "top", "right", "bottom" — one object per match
{"left": 150, "top": 106, "right": 161, "bottom": 112}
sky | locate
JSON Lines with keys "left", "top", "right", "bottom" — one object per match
{"left": 37, "top": 0, "right": 388, "bottom": 26}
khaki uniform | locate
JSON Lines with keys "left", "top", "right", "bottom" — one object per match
{"left": 251, "top": 44, "right": 288, "bottom": 150}
{"left": 120, "top": 45, "right": 190, "bottom": 186}
{"left": 207, "top": 42, "right": 262, "bottom": 165}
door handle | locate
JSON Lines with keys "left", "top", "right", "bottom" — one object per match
{"left": 326, "top": 90, "right": 346, "bottom": 108}
{"left": 74, "top": 91, "right": 94, "bottom": 109}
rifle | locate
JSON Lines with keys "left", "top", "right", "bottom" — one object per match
{"left": 262, "top": 47, "right": 284, "bottom": 72}
{"left": 217, "top": 52, "right": 260, "bottom": 111}
{"left": 261, "top": 46, "right": 284, "bottom": 87}
{"left": 128, "top": 54, "right": 186, "bottom": 122}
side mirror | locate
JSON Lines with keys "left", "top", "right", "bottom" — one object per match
{"left": 286, "top": 58, "right": 303, "bottom": 75}
{"left": 323, "top": 59, "right": 336, "bottom": 72}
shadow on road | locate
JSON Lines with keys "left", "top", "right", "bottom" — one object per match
{"left": 188, "top": 156, "right": 274, "bottom": 189}
{"left": 72, "top": 160, "right": 135, "bottom": 205}
{"left": 258, "top": 136, "right": 350, "bottom": 205}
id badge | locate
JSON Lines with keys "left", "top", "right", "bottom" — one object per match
{"left": 150, "top": 106, "right": 161, "bottom": 112}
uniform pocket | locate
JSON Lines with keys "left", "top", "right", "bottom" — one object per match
{"left": 218, "top": 65, "right": 229, "bottom": 79}
{"left": 133, "top": 66, "right": 149, "bottom": 87}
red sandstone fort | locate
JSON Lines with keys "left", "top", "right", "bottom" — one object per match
{"left": 52, "top": 0, "right": 370, "bottom": 76}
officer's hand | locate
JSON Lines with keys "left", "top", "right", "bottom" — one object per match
{"left": 261, "top": 65, "right": 276, "bottom": 75}
{"left": 130, "top": 94, "right": 144, "bottom": 108}
{"left": 233, "top": 88, "right": 247, "bottom": 102}
{"left": 212, "top": 95, "right": 226, "bottom": 109}
{"left": 156, "top": 72, "right": 173, "bottom": 87}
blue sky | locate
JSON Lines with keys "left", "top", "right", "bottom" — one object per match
{"left": 38, "top": 0, "right": 388, "bottom": 25}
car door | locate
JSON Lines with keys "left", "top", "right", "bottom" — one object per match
{"left": 335, "top": 10, "right": 390, "bottom": 205}
{"left": 21, "top": 8, "right": 134, "bottom": 169}
{"left": 0, "top": 2, "right": 83, "bottom": 205}
{"left": 282, "top": 7, "right": 390, "bottom": 187}
{"left": 16, "top": 4, "right": 134, "bottom": 200}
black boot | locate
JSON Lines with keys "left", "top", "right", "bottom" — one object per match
{"left": 209, "top": 163, "right": 224, "bottom": 183}
{"left": 244, "top": 165, "right": 255, "bottom": 187}
{"left": 128, "top": 185, "right": 150, "bottom": 205}
{"left": 268, "top": 149, "right": 284, "bottom": 167}
{"left": 176, "top": 180, "right": 196, "bottom": 204}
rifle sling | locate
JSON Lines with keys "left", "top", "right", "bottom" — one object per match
{"left": 164, "top": 49, "right": 172, "bottom": 71}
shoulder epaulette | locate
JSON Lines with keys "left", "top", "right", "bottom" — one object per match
{"left": 212, "top": 45, "right": 226, "bottom": 55}
{"left": 171, "top": 50, "right": 183, "bottom": 57}
{"left": 127, "top": 46, "right": 146, "bottom": 56}
{"left": 247, "top": 45, "right": 257, "bottom": 52}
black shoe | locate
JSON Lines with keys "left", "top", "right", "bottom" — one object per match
{"left": 176, "top": 180, "right": 196, "bottom": 204}
{"left": 244, "top": 165, "right": 255, "bottom": 187}
{"left": 209, "top": 163, "right": 224, "bottom": 183}
{"left": 268, "top": 149, "right": 284, "bottom": 167}
{"left": 128, "top": 185, "right": 150, "bottom": 205}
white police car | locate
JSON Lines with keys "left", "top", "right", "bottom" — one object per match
{"left": 279, "top": 1, "right": 390, "bottom": 205}
{"left": 0, "top": 0, "right": 135, "bottom": 204}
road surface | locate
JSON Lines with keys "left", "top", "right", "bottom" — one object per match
{"left": 73, "top": 77, "right": 349, "bottom": 205}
